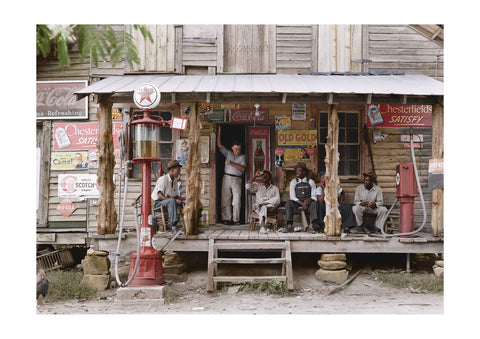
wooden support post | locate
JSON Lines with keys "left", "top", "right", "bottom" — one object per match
{"left": 96, "top": 101, "right": 118, "bottom": 235}
{"left": 431, "top": 103, "right": 444, "bottom": 237}
{"left": 324, "top": 104, "right": 342, "bottom": 236}
{"left": 184, "top": 102, "right": 203, "bottom": 235}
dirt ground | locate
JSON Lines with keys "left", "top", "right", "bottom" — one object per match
{"left": 37, "top": 267, "right": 443, "bottom": 315}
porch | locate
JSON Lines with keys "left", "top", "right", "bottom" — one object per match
{"left": 153, "top": 224, "right": 443, "bottom": 254}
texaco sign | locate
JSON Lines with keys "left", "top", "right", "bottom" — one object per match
{"left": 133, "top": 83, "right": 161, "bottom": 110}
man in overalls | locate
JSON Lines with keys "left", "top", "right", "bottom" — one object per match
{"left": 284, "top": 162, "right": 319, "bottom": 233}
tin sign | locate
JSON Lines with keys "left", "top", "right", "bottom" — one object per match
{"left": 58, "top": 174, "right": 100, "bottom": 198}
{"left": 57, "top": 198, "right": 77, "bottom": 218}
{"left": 37, "top": 81, "right": 88, "bottom": 119}
{"left": 366, "top": 104, "right": 432, "bottom": 128}
{"left": 133, "top": 83, "right": 161, "bottom": 110}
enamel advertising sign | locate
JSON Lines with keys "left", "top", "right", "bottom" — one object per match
{"left": 37, "top": 81, "right": 88, "bottom": 119}
{"left": 366, "top": 104, "right": 432, "bottom": 128}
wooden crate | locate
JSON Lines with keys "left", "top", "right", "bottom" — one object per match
{"left": 36, "top": 248, "right": 75, "bottom": 271}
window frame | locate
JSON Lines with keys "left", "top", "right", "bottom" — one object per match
{"left": 317, "top": 110, "right": 362, "bottom": 180}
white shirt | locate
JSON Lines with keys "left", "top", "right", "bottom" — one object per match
{"left": 151, "top": 174, "right": 180, "bottom": 201}
{"left": 246, "top": 182, "right": 281, "bottom": 209}
{"left": 289, "top": 177, "right": 317, "bottom": 201}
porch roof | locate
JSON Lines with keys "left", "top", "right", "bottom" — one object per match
{"left": 75, "top": 74, "right": 443, "bottom": 105}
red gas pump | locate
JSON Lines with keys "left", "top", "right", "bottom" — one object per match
{"left": 127, "top": 84, "right": 166, "bottom": 286}
{"left": 396, "top": 162, "right": 418, "bottom": 237}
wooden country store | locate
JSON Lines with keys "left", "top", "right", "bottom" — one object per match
{"left": 36, "top": 25, "right": 444, "bottom": 283}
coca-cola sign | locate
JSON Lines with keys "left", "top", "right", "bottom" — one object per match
{"left": 37, "top": 81, "right": 88, "bottom": 119}
{"left": 230, "top": 109, "right": 268, "bottom": 123}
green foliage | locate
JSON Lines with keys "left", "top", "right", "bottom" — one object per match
{"left": 43, "top": 269, "right": 97, "bottom": 302}
{"left": 36, "top": 24, "right": 154, "bottom": 68}
{"left": 371, "top": 271, "right": 443, "bottom": 293}
{"left": 237, "top": 281, "right": 287, "bottom": 295}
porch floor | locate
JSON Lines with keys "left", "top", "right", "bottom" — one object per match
{"left": 153, "top": 224, "right": 443, "bottom": 254}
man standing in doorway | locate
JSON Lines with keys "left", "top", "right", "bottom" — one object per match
{"left": 217, "top": 124, "right": 247, "bottom": 225}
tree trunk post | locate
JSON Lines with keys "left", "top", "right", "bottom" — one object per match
{"left": 324, "top": 104, "right": 342, "bottom": 236}
{"left": 184, "top": 102, "right": 202, "bottom": 235}
{"left": 96, "top": 101, "right": 117, "bottom": 235}
{"left": 431, "top": 103, "right": 444, "bottom": 237}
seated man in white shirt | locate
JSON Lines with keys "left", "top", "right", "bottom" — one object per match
{"left": 151, "top": 160, "right": 185, "bottom": 234}
{"left": 284, "top": 162, "right": 319, "bottom": 233}
{"left": 352, "top": 172, "right": 388, "bottom": 234}
{"left": 246, "top": 169, "right": 280, "bottom": 234}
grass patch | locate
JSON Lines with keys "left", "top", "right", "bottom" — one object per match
{"left": 43, "top": 269, "right": 97, "bottom": 302}
{"left": 163, "top": 287, "right": 183, "bottom": 304}
{"left": 237, "top": 281, "right": 287, "bottom": 295}
{"left": 371, "top": 271, "right": 443, "bottom": 293}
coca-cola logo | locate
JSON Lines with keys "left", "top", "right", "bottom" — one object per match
{"left": 230, "top": 109, "right": 268, "bottom": 122}
{"left": 37, "top": 81, "right": 86, "bottom": 109}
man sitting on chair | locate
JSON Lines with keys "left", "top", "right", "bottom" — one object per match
{"left": 151, "top": 160, "right": 185, "bottom": 234}
{"left": 284, "top": 162, "right": 319, "bottom": 233}
{"left": 246, "top": 169, "right": 280, "bottom": 234}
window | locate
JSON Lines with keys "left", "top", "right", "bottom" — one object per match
{"left": 318, "top": 112, "right": 360, "bottom": 178}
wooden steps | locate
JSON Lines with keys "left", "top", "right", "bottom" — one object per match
{"left": 207, "top": 239, "right": 293, "bottom": 292}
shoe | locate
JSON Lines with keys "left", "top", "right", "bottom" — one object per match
{"left": 233, "top": 221, "right": 241, "bottom": 225}
{"left": 294, "top": 226, "right": 303, "bottom": 232}
{"left": 306, "top": 226, "right": 316, "bottom": 234}
{"left": 283, "top": 225, "right": 294, "bottom": 233}
{"left": 361, "top": 225, "right": 370, "bottom": 234}
{"left": 259, "top": 227, "right": 267, "bottom": 234}
{"left": 372, "top": 227, "right": 382, "bottom": 234}
{"left": 223, "top": 220, "right": 234, "bottom": 225}
{"left": 342, "top": 227, "right": 351, "bottom": 234}
{"left": 171, "top": 226, "right": 182, "bottom": 235}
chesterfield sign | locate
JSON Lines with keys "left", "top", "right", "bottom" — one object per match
{"left": 37, "top": 81, "right": 88, "bottom": 119}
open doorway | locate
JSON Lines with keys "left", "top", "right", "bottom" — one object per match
{"left": 215, "top": 124, "right": 247, "bottom": 224}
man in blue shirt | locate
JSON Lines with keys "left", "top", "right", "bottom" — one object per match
{"left": 316, "top": 172, "right": 356, "bottom": 233}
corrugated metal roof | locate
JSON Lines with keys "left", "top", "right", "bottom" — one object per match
{"left": 75, "top": 74, "right": 443, "bottom": 99}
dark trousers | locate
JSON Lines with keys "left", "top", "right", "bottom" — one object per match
{"left": 285, "top": 199, "right": 318, "bottom": 225}
{"left": 317, "top": 202, "right": 356, "bottom": 230}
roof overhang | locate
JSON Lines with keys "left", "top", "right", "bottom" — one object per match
{"left": 75, "top": 74, "right": 444, "bottom": 105}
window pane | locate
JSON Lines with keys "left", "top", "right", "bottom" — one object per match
{"left": 159, "top": 143, "right": 172, "bottom": 159}
{"left": 338, "top": 129, "right": 345, "bottom": 143}
{"left": 345, "top": 113, "right": 358, "bottom": 128}
{"left": 338, "top": 113, "right": 345, "bottom": 127}
{"left": 346, "top": 129, "right": 358, "bottom": 143}
{"left": 159, "top": 126, "right": 172, "bottom": 141}
{"left": 320, "top": 128, "right": 328, "bottom": 143}
{"left": 320, "top": 113, "right": 328, "bottom": 126}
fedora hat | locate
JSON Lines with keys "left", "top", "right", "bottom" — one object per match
{"left": 294, "top": 162, "right": 308, "bottom": 170}
{"left": 167, "top": 159, "right": 182, "bottom": 171}
{"left": 362, "top": 171, "right": 377, "bottom": 183}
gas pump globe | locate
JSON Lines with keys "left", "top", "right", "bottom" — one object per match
{"left": 127, "top": 84, "right": 166, "bottom": 286}
{"left": 133, "top": 115, "right": 161, "bottom": 159}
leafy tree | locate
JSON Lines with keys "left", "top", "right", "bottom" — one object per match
{"left": 36, "top": 24, "right": 153, "bottom": 68}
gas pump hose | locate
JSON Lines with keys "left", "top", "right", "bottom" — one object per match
{"left": 114, "top": 161, "right": 141, "bottom": 287}
{"left": 379, "top": 128, "right": 427, "bottom": 237}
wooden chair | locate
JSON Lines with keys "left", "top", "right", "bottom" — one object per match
{"left": 152, "top": 205, "right": 184, "bottom": 233}
{"left": 249, "top": 209, "right": 279, "bottom": 232}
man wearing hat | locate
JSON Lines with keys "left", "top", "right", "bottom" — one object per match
{"left": 151, "top": 160, "right": 185, "bottom": 234}
{"left": 352, "top": 172, "right": 388, "bottom": 234}
{"left": 246, "top": 169, "right": 280, "bottom": 234}
{"left": 284, "top": 162, "right": 319, "bottom": 233}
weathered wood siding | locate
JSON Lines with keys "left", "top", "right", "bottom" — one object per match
{"left": 131, "top": 24, "right": 176, "bottom": 73}
{"left": 367, "top": 25, "right": 444, "bottom": 81}
{"left": 222, "top": 25, "right": 276, "bottom": 73}
{"left": 276, "top": 25, "right": 317, "bottom": 74}
{"left": 317, "top": 25, "right": 363, "bottom": 72}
